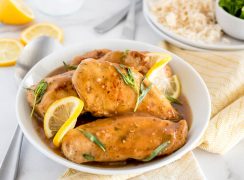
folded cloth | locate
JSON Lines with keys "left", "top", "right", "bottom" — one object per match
{"left": 60, "top": 43, "right": 244, "bottom": 180}
{"left": 163, "top": 43, "right": 244, "bottom": 154}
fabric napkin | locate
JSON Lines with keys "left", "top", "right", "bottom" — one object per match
{"left": 60, "top": 43, "right": 244, "bottom": 180}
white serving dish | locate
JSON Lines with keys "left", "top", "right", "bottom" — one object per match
{"left": 16, "top": 39, "right": 211, "bottom": 175}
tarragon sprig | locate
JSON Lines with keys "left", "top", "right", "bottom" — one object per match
{"left": 142, "top": 140, "right": 170, "bottom": 162}
{"left": 113, "top": 64, "right": 138, "bottom": 92}
{"left": 79, "top": 129, "right": 106, "bottom": 152}
{"left": 29, "top": 80, "right": 48, "bottom": 117}
{"left": 120, "top": 49, "right": 129, "bottom": 63}
{"left": 63, "top": 61, "right": 77, "bottom": 70}
{"left": 165, "top": 95, "right": 182, "bottom": 105}
{"left": 83, "top": 153, "right": 95, "bottom": 161}
{"left": 134, "top": 79, "right": 152, "bottom": 112}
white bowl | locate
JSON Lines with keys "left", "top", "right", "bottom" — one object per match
{"left": 216, "top": 0, "right": 244, "bottom": 40}
{"left": 16, "top": 39, "right": 211, "bottom": 175}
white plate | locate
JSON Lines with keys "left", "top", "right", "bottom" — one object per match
{"left": 16, "top": 39, "right": 211, "bottom": 175}
{"left": 144, "top": 0, "right": 244, "bottom": 50}
{"left": 143, "top": 10, "right": 204, "bottom": 51}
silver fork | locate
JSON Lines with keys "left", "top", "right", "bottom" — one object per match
{"left": 121, "top": 0, "right": 136, "bottom": 40}
{"left": 94, "top": 0, "right": 141, "bottom": 34}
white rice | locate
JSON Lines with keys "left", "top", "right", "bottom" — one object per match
{"left": 148, "top": 0, "right": 223, "bottom": 43}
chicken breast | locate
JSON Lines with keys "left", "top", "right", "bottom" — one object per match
{"left": 70, "top": 50, "right": 172, "bottom": 76}
{"left": 72, "top": 59, "right": 179, "bottom": 120}
{"left": 70, "top": 49, "right": 111, "bottom": 65}
{"left": 26, "top": 71, "right": 78, "bottom": 118}
{"left": 62, "top": 115, "right": 188, "bottom": 163}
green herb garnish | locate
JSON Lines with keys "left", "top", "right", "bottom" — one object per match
{"left": 113, "top": 64, "right": 138, "bottom": 92}
{"left": 121, "top": 49, "right": 129, "bottom": 62}
{"left": 30, "top": 80, "right": 48, "bottom": 117}
{"left": 63, "top": 61, "right": 77, "bottom": 70}
{"left": 165, "top": 95, "right": 182, "bottom": 105}
{"left": 134, "top": 80, "right": 152, "bottom": 112}
{"left": 83, "top": 153, "right": 95, "bottom": 161}
{"left": 219, "top": 0, "right": 244, "bottom": 19}
{"left": 142, "top": 140, "right": 171, "bottom": 162}
{"left": 79, "top": 129, "right": 106, "bottom": 152}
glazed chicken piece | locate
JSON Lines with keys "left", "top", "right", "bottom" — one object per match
{"left": 70, "top": 49, "right": 111, "bottom": 65}
{"left": 99, "top": 50, "right": 149, "bottom": 74}
{"left": 100, "top": 50, "right": 173, "bottom": 76}
{"left": 71, "top": 49, "right": 172, "bottom": 76}
{"left": 26, "top": 71, "right": 78, "bottom": 118}
{"left": 62, "top": 115, "right": 188, "bottom": 163}
{"left": 72, "top": 59, "right": 179, "bottom": 120}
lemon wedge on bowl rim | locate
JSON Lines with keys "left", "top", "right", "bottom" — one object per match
{"left": 20, "top": 23, "right": 64, "bottom": 45}
{"left": 43, "top": 96, "right": 84, "bottom": 147}
{"left": 0, "top": 38, "right": 24, "bottom": 67}
{"left": 0, "top": 0, "right": 34, "bottom": 25}
{"left": 145, "top": 52, "right": 172, "bottom": 82}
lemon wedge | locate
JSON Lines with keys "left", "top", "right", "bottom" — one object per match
{"left": 0, "top": 0, "right": 34, "bottom": 25}
{"left": 145, "top": 52, "right": 181, "bottom": 99}
{"left": 145, "top": 52, "right": 172, "bottom": 82}
{"left": 0, "top": 39, "right": 23, "bottom": 67}
{"left": 20, "top": 23, "right": 64, "bottom": 45}
{"left": 43, "top": 96, "right": 84, "bottom": 147}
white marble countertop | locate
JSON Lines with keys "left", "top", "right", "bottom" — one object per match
{"left": 0, "top": 0, "right": 243, "bottom": 179}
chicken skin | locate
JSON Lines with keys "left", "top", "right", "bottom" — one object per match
{"left": 26, "top": 71, "right": 78, "bottom": 118}
{"left": 62, "top": 115, "right": 188, "bottom": 163}
{"left": 72, "top": 59, "right": 179, "bottom": 120}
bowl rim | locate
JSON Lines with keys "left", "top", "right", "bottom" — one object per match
{"left": 216, "top": 0, "right": 244, "bottom": 23}
{"left": 16, "top": 39, "right": 211, "bottom": 175}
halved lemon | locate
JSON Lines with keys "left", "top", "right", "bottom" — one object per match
{"left": 20, "top": 23, "right": 64, "bottom": 45}
{"left": 43, "top": 96, "right": 84, "bottom": 147}
{"left": 0, "top": 0, "right": 34, "bottom": 25}
{"left": 145, "top": 52, "right": 172, "bottom": 82}
{"left": 0, "top": 39, "right": 23, "bottom": 67}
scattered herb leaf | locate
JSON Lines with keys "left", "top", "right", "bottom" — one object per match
{"left": 142, "top": 140, "right": 171, "bottom": 162}
{"left": 134, "top": 79, "right": 152, "bottom": 112}
{"left": 113, "top": 64, "right": 138, "bottom": 92}
{"left": 30, "top": 80, "right": 48, "bottom": 117}
{"left": 79, "top": 129, "right": 106, "bottom": 152}
{"left": 165, "top": 95, "right": 182, "bottom": 105}
{"left": 83, "top": 153, "right": 95, "bottom": 161}
{"left": 63, "top": 61, "right": 77, "bottom": 70}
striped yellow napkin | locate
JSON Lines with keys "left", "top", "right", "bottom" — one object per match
{"left": 60, "top": 43, "right": 244, "bottom": 180}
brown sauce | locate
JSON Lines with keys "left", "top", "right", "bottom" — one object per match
{"left": 32, "top": 66, "right": 192, "bottom": 167}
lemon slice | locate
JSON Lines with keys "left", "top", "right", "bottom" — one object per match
{"left": 164, "top": 75, "right": 181, "bottom": 99}
{"left": 145, "top": 52, "right": 172, "bottom": 82}
{"left": 0, "top": 0, "right": 34, "bottom": 25}
{"left": 0, "top": 39, "right": 23, "bottom": 67}
{"left": 44, "top": 96, "right": 84, "bottom": 147}
{"left": 20, "top": 23, "right": 64, "bottom": 45}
